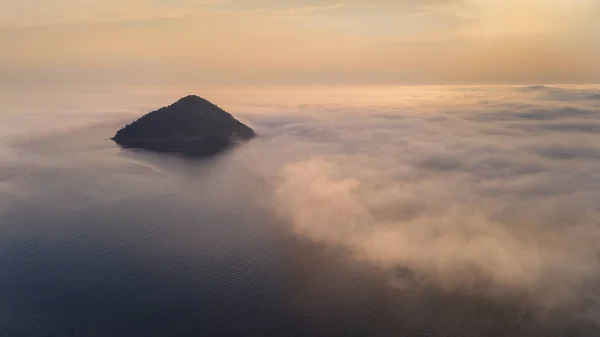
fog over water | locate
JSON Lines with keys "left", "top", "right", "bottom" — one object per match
{"left": 2, "top": 85, "right": 600, "bottom": 336}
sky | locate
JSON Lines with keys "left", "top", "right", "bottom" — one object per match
{"left": 1, "top": 0, "right": 599, "bottom": 86}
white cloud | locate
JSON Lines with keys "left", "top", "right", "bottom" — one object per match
{"left": 225, "top": 85, "right": 600, "bottom": 322}
{"left": 3, "top": 84, "right": 600, "bottom": 327}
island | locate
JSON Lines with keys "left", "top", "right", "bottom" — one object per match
{"left": 112, "top": 95, "right": 256, "bottom": 156}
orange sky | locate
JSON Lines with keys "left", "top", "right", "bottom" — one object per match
{"left": 1, "top": 0, "right": 598, "bottom": 86}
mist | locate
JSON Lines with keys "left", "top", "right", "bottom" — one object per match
{"left": 2, "top": 85, "right": 600, "bottom": 334}
{"left": 230, "top": 85, "right": 600, "bottom": 319}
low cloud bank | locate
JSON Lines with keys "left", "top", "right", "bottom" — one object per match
{"left": 3, "top": 85, "right": 600, "bottom": 324}
{"left": 236, "top": 85, "right": 600, "bottom": 318}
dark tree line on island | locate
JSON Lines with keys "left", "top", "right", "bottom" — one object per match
{"left": 113, "top": 95, "right": 256, "bottom": 157}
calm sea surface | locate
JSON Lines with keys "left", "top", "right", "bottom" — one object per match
{"left": 2, "top": 86, "right": 600, "bottom": 336}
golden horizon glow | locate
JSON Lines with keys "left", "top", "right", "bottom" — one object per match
{"left": 1, "top": 0, "right": 598, "bottom": 86}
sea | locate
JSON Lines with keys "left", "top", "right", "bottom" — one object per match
{"left": 2, "top": 85, "right": 600, "bottom": 337}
